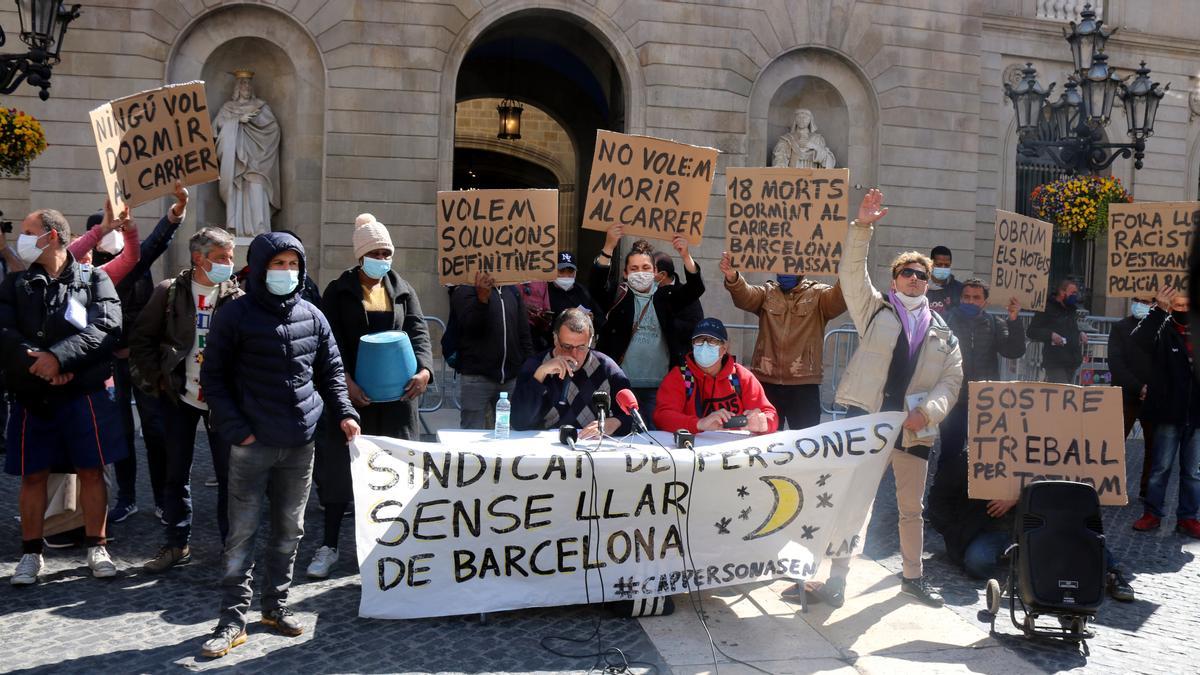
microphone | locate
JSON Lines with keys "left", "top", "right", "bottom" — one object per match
{"left": 559, "top": 425, "right": 578, "bottom": 450}
{"left": 673, "top": 429, "right": 695, "bottom": 450}
{"left": 615, "top": 388, "right": 648, "bottom": 433}
{"left": 592, "top": 391, "right": 610, "bottom": 438}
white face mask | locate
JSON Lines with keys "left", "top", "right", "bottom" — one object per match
{"left": 895, "top": 290, "right": 927, "bottom": 311}
{"left": 554, "top": 277, "right": 575, "bottom": 291}
{"left": 16, "top": 232, "right": 48, "bottom": 264}
{"left": 627, "top": 271, "right": 655, "bottom": 293}
{"left": 96, "top": 229, "right": 125, "bottom": 255}
{"left": 1131, "top": 301, "right": 1151, "bottom": 320}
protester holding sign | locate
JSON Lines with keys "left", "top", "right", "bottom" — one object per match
{"left": 1027, "top": 279, "right": 1085, "bottom": 383}
{"left": 1131, "top": 286, "right": 1200, "bottom": 539}
{"left": 719, "top": 251, "right": 845, "bottom": 430}
{"left": 450, "top": 272, "right": 533, "bottom": 430}
{"left": 785, "top": 189, "right": 962, "bottom": 609}
{"left": 307, "top": 215, "right": 434, "bottom": 580}
{"left": 591, "top": 225, "right": 705, "bottom": 426}
{"left": 511, "top": 308, "right": 632, "bottom": 438}
{"left": 546, "top": 252, "right": 603, "bottom": 333}
{"left": 653, "top": 318, "right": 778, "bottom": 435}
{"left": 1108, "top": 297, "right": 1157, "bottom": 496}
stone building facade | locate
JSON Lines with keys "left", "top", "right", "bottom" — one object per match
{"left": 2, "top": 0, "right": 1199, "bottom": 328}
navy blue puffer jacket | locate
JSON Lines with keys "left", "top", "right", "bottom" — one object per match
{"left": 200, "top": 232, "right": 357, "bottom": 448}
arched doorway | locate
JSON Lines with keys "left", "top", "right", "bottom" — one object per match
{"left": 452, "top": 10, "right": 628, "bottom": 279}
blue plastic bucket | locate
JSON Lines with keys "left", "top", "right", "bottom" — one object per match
{"left": 355, "top": 331, "right": 417, "bottom": 403}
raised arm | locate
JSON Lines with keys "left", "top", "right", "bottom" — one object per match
{"left": 839, "top": 189, "right": 889, "bottom": 334}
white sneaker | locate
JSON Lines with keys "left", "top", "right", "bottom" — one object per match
{"left": 87, "top": 546, "right": 117, "bottom": 578}
{"left": 306, "top": 546, "right": 338, "bottom": 579}
{"left": 11, "top": 553, "right": 43, "bottom": 586}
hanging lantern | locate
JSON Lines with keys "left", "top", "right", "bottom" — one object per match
{"left": 1005, "top": 63, "right": 1053, "bottom": 135}
{"left": 496, "top": 98, "right": 523, "bottom": 140}
{"left": 1119, "top": 61, "right": 1168, "bottom": 140}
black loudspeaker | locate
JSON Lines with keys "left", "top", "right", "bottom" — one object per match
{"left": 1015, "top": 481, "right": 1106, "bottom": 614}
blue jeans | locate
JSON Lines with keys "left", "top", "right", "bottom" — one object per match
{"left": 218, "top": 442, "right": 314, "bottom": 629}
{"left": 161, "top": 400, "right": 230, "bottom": 547}
{"left": 1145, "top": 424, "right": 1200, "bottom": 520}
{"left": 963, "top": 531, "right": 1009, "bottom": 580}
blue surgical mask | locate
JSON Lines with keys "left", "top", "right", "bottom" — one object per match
{"left": 266, "top": 269, "right": 299, "bottom": 296}
{"left": 1130, "top": 301, "right": 1150, "bottom": 320}
{"left": 205, "top": 261, "right": 233, "bottom": 285}
{"left": 1064, "top": 293, "right": 1079, "bottom": 307}
{"left": 777, "top": 275, "right": 800, "bottom": 292}
{"left": 361, "top": 256, "right": 391, "bottom": 280}
{"left": 931, "top": 267, "right": 951, "bottom": 281}
{"left": 692, "top": 343, "right": 721, "bottom": 368}
{"left": 957, "top": 303, "right": 982, "bottom": 318}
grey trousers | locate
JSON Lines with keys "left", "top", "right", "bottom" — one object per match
{"left": 218, "top": 442, "right": 314, "bottom": 629}
{"left": 459, "top": 375, "right": 516, "bottom": 430}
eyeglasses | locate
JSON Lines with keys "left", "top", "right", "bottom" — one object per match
{"left": 557, "top": 342, "right": 589, "bottom": 354}
{"left": 898, "top": 268, "right": 929, "bottom": 282}
{"left": 691, "top": 337, "right": 724, "bottom": 347}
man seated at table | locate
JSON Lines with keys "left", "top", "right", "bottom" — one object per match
{"left": 511, "top": 307, "right": 633, "bottom": 439}
{"left": 653, "top": 318, "right": 778, "bottom": 435}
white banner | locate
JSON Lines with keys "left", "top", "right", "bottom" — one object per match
{"left": 349, "top": 413, "right": 904, "bottom": 620}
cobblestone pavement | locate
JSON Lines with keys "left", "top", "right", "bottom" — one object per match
{"left": 0, "top": 436, "right": 666, "bottom": 674}
{"left": 863, "top": 437, "right": 1200, "bottom": 675}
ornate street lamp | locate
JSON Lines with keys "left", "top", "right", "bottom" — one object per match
{"left": 1005, "top": 3, "right": 1167, "bottom": 173}
{"left": 0, "top": 0, "right": 81, "bottom": 100}
{"left": 496, "top": 97, "right": 523, "bottom": 140}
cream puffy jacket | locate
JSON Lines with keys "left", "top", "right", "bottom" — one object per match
{"left": 834, "top": 221, "right": 963, "bottom": 449}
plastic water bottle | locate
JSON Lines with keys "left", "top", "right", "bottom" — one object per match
{"left": 494, "top": 392, "right": 511, "bottom": 439}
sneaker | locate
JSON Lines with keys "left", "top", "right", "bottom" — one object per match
{"left": 143, "top": 545, "right": 192, "bottom": 573}
{"left": 108, "top": 500, "right": 138, "bottom": 523}
{"left": 899, "top": 575, "right": 944, "bottom": 607}
{"left": 306, "top": 546, "right": 338, "bottom": 579}
{"left": 1132, "top": 513, "right": 1161, "bottom": 531}
{"left": 44, "top": 528, "right": 84, "bottom": 549}
{"left": 200, "top": 623, "right": 247, "bottom": 658}
{"left": 1177, "top": 518, "right": 1200, "bottom": 539}
{"left": 87, "top": 546, "right": 117, "bottom": 578}
{"left": 261, "top": 607, "right": 304, "bottom": 637}
{"left": 11, "top": 553, "right": 43, "bottom": 586}
{"left": 1106, "top": 569, "right": 1135, "bottom": 602}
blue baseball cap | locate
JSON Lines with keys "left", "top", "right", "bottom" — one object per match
{"left": 691, "top": 317, "right": 728, "bottom": 342}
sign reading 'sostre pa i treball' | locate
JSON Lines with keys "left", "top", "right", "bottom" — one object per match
{"left": 348, "top": 414, "right": 903, "bottom": 619}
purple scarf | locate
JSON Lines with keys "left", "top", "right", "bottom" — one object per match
{"left": 888, "top": 289, "right": 931, "bottom": 359}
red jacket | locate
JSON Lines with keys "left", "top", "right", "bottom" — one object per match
{"left": 653, "top": 354, "right": 779, "bottom": 434}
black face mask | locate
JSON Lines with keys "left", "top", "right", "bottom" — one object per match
{"left": 1172, "top": 310, "right": 1189, "bottom": 326}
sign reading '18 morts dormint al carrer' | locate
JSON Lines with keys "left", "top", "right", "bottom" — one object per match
{"left": 582, "top": 130, "right": 718, "bottom": 245}
{"left": 967, "top": 381, "right": 1127, "bottom": 506}
{"left": 1106, "top": 201, "right": 1199, "bottom": 298}
{"left": 724, "top": 167, "right": 849, "bottom": 275}
{"left": 990, "top": 209, "right": 1052, "bottom": 312}
{"left": 437, "top": 189, "right": 559, "bottom": 285}
{"left": 90, "top": 81, "right": 220, "bottom": 210}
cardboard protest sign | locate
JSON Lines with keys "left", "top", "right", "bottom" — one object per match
{"left": 90, "top": 81, "right": 219, "bottom": 210}
{"left": 349, "top": 413, "right": 903, "bottom": 619}
{"left": 990, "top": 209, "right": 1053, "bottom": 311}
{"left": 724, "top": 167, "right": 849, "bottom": 275}
{"left": 1107, "top": 201, "right": 1198, "bottom": 298}
{"left": 437, "top": 189, "right": 558, "bottom": 285}
{"left": 967, "top": 381, "right": 1127, "bottom": 506}
{"left": 582, "top": 130, "right": 718, "bottom": 245}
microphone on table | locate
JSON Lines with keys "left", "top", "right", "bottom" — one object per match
{"left": 591, "top": 391, "right": 610, "bottom": 438}
{"left": 559, "top": 425, "right": 578, "bottom": 451}
{"left": 673, "top": 429, "right": 695, "bottom": 450}
{"left": 615, "top": 388, "right": 649, "bottom": 434}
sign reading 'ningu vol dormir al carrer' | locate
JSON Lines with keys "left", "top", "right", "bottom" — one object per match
{"left": 349, "top": 414, "right": 904, "bottom": 620}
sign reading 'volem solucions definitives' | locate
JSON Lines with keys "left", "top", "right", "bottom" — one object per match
{"left": 437, "top": 189, "right": 558, "bottom": 285}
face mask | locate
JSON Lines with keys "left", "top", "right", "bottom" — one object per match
{"left": 1064, "top": 293, "right": 1079, "bottom": 307}
{"left": 692, "top": 343, "right": 721, "bottom": 368}
{"left": 1130, "top": 301, "right": 1150, "bottom": 320}
{"left": 554, "top": 277, "right": 575, "bottom": 291}
{"left": 96, "top": 229, "right": 125, "bottom": 255}
{"left": 777, "top": 275, "right": 800, "bottom": 292}
{"left": 265, "top": 269, "right": 299, "bottom": 296}
{"left": 1172, "top": 310, "right": 1189, "bottom": 326}
{"left": 17, "top": 232, "right": 48, "bottom": 264}
{"left": 361, "top": 256, "right": 391, "bottom": 280}
{"left": 957, "top": 303, "right": 983, "bottom": 318}
{"left": 627, "top": 271, "right": 655, "bottom": 293}
{"left": 931, "top": 267, "right": 951, "bottom": 281}
{"left": 204, "top": 260, "right": 234, "bottom": 285}
{"left": 894, "top": 290, "right": 927, "bottom": 310}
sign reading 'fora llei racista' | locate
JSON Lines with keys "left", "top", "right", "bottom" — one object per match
{"left": 348, "top": 414, "right": 902, "bottom": 620}
{"left": 214, "top": 69, "right": 281, "bottom": 237}
{"left": 771, "top": 108, "right": 837, "bottom": 169}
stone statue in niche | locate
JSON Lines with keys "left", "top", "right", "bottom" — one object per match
{"left": 771, "top": 108, "right": 836, "bottom": 169}
{"left": 214, "top": 70, "right": 281, "bottom": 236}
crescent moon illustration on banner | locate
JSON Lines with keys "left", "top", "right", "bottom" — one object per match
{"left": 743, "top": 475, "right": 804, "bottom": 541}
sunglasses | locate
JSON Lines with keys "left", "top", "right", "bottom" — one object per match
{"left": 898, "top": 268, "right": 929, "bottom": 282}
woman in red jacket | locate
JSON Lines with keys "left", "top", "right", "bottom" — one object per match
{"left": 653, "top": 318, "right": 778, "bottom": 434}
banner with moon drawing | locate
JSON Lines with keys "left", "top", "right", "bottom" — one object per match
{"left": 349, "top": 413, "right": 903, "bottom": 619}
